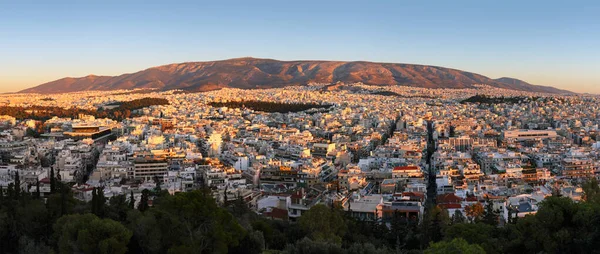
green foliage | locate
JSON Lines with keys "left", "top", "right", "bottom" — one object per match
{"left": 158, "top": 191, "right": 246, "bottom": 252}
{"left": 502, "top": 196, "right": 600, "bottom": 254}
{"left": 444, "top": 223, "right": 501, "bottom": 254}
{"left": 92, "top": 187, "right": 107, "bottom": 218}
{"left": 209, "top": 100, "right": 332, "bottom": 113}
{"left": 582, "top": 178, "right": 600, "bottom": 203}
{"left": 53, "top": 213, "right": 132, "bottom": 254}
{"left": 425, "top": 238, "right": 485, "bottom": 254}
{"left": 298, "top": 204, "right": 347, "bottom": 244}
{"left": 4, "top": 175, "right": 600, "bottom": 254}
{"left": 229, "top": 230, "right": 265, "bottom": 254}
{"left": 482, "top": 197, "right": 499, "bottom": 226}
{"left": 451, "top": 210, "right": 466, "bottom": 224}
{"left": 283, "top": 237, "right": 344, "bottom": 254}
{"left": 138, "top": 189, "right": 149, "bottom": 212}
{"left": 421, "top": 205, "right": 450, "bottom": 245}
{"left": 0, "top": 97, "right": 168, "bottom": 121}
{"left": 461, "top": 94, "right": 537, "bottom": 105}
{"left": 107, "top": 194, "right": 129, "bottom": 222}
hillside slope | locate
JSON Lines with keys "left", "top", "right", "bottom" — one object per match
{"left": 21, "top": 57, "right": 571, "bottom": 94}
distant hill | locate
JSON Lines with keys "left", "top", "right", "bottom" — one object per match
{"left": 21, "top": 57, "right": 572, "bottom": 94}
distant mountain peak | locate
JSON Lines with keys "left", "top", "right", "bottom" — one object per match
{"left": 20, "top": 57, "right": 572, "bottom": 94}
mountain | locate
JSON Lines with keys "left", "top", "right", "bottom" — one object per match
{"left": 21, "top": 57, "right": 571, "bottom": 94}
{"left": 493, "top": 77, "right": 565, "bottom": 93}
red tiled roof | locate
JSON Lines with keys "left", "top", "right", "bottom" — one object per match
{"left": 439, "top": 203, "right": 462, "bottom": 209}
{"left": 265, "top": 207, "right": 288, "bottom": 220}
{"left": 393, "top": 166, "right": 420, "bottom": 171}
{"left": 437, "top": 193, "right": 462, "bottom": 204}
{"left": 402, "top": 192, "right": 425, "bottom": 198}
{"left": 466, "top": 196, "right": 478, "bottom": 202}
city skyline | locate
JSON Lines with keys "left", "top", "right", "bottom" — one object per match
{"left": 1, "top": 0, "right": 599, "bottom": 93}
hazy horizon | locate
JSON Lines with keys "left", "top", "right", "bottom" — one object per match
{"left": 1, "top": 0, "right": 599, "bottom": 93}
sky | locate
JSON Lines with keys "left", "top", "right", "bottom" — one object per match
{"left": 1, "top": 0, "right": 599, "bottom": 93}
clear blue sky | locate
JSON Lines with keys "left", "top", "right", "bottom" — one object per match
{"left": 1, "top": 0, "right": 599, "bottom": 93}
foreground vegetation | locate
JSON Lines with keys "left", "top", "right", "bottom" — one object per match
{"left": 0, "top": 97, "right": 169, "bottom": 121}
{"left": 209, "top": 100, "right": 332, "bottom": 113}
{"left": 3, "top": 175, "right": 600, "bottom": 253}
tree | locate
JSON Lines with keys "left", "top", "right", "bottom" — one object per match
{"left": 223, "top": 184, "right": 229, "bottom": 206}
{"left": 35, "top": 179, "right": 41, "bottom": 199}
{"left": 451, "top": 210, "right": 466, "bottom": 224}
{"left": 425, "top": 238, "right": 485, "bottom": 254}
{"left": 138, "top": 189, "right": 150, "bottom": 212}
{"left": 444, "top": 223, "right": 500, "bottom": 254}
{"left": 283, "top": 237, "right": 343, "bottom": 254}
{"left": 14, "top": 171, "right": 20, "bottom": 199}
{"left": 299, "top": 204, "right": 347, "bottom": 244}
{"left": 229, "top": 230, "right": 264, "bottom": 254}
{"left": 53, "top": 213, "right": 132, "bottom": 254}
{"left": 107, "top": 194, "right": 129, "bottom": 222}
{"left": 582, "top": 178, "right": 600, "bottom": 204}
{"left": 482, "top": 197, "right": 498, "bottom": 226}
{"left": 91, "top": 187, "right": 106, "bottom": 218}
{"left": 50, "top": 167, "right": 56, "bottom": 193}
{"left": 422, "top": 205, "right": 450, "bottom": 245}
{"left": 91, "top": 188, "right": 98, "bottom": 215}
{"left": 154, "top": 175, "right": 162, "bottom": 193}
{"left": 464, "top": 203, "right": 484, "bottom": 223}
{"left": 152, "top": 190, "right": 246, "bottom": 253}
{"left": 129, "top": 191, "right": 135, "bottom": 210}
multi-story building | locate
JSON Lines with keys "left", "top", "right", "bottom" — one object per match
{"left": 133, "top": 157, "right": 168, "bottom": 181}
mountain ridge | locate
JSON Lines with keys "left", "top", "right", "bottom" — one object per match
{"left": 20, "top": 57, "right": 571, "bottom": 94}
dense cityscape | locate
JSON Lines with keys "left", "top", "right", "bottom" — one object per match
{"left": 1, "top": 83, "right": 600, "bottom": 253}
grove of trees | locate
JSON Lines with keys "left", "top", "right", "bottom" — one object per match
{"left": 0, "top": 97, "right": 169, "bottom": 122}
{"left": 2, "top": 177, "right": 600, "bottom": 253}
{"left": 209, "top": 100, "right": 332, "bottom": 113}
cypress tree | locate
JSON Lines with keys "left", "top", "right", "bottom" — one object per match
{"left": 223, "top": 184, "right": 228, "bottom": 205}
{"left": 50, "top": 167, "right": 56, "bottom": 193}
{"left": 14, "top": 171, "right": 20, "bottom": 199}
{"left": 138, "top": 189, "right": 149, "bottom": 212}
{"left": 97, "top": 187, "right": 106, "bottom": 217}
{"left": 35, "top": 179, "right": 40, "bottom": 199}
{"left": 129, "top": 191, "right": 135, "bottom": 209}
{"left": 483, "top": 197, "right": 498, "bottom": 226}
{"left": 91, "top": 188, "right": 98, "bottom": 215}
{"left": 154, "top": 175, "right": 162, "bottom": 193}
